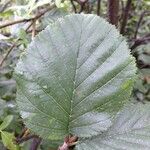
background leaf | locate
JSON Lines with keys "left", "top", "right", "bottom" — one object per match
{"left": 14, "top": 14, "right": 136, "bottom": 141}
{"left": 0, "top": 99, "right": 6, "bottom": 116}
{"left": 0, "top": 115, "right": 13, "bottom": 130}
{"left": 1, "top": 131, "right": 20, "bottom": 150}
{"left": 55, "top": 0, "right": 62, "bottom": 8}
{"left": 42, "top": 7, "right": 68, "bottom": 26}
{"left": 31, "top": 0, "right": 52, "bottom": 12}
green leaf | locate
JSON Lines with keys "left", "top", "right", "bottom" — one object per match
{"left": 27, "top": 0, "right": 52, "bottom": 14}
{"left": 31, "top": 0, "right": 52, "bottom": 11}
{"left": 1, "top": 131, "right": 20, "bottom": 150}
{"left": 0, "top": 79, "right": 16, "bottom": 101}
{"left": 55, "top": 0, "right": 62, "bottom": 8}
{"left": 0, "top": 115, "right": 13, "bottom": 131}
{"left": 139, "top": 54, "right": 150, "bottom": 65}
{"left": 76, "top": 101, "right": 150, "bottom": 149}
{"left": 14, "top": 14, "right": 136, "bottom": 140}
{"left": 8, "top": 5, "right": 28, "bottom": 17}
{"left": 43, "top": 8, "right": 68, "bottom": 25}
{"left": 0, "top": 99, "right": 6, "bottom": 116}
{"left": 0, "top": 10, "right": 14, "bottom": 18}
{"left": 18, "top": 29, "right": 29, "bottom": 47}
{"left": 27, "top": 0, "right": 36, "bottom": 11}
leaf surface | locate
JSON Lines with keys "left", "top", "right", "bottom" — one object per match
{"left": 0, "top": 99, "right": 6, "bottom": 116}
{"left": 1, "top": 131, "right": 20, "bottom": 150}
{"left": 0, "top": 115, "right": 13, "bottom": 130}
{"left": 76, "top": 102, "right": 150, "bottom": 150}
{"left": 14, "top": 14, "right": 136, "bottom": 140}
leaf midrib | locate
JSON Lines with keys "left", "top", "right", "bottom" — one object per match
{"left": 68, "top": 16, "right": 84, "bottom": 134}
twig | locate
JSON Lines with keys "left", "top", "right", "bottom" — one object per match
{"left": 0, "top": 20, "right": 35, "bottom": 67}
{"left": 75, "top": 0, "right": 87, "bottom": 13}
{"left": 16, "top": 135, "right": 39, "bottom": 144}
{"left": 79, "top": 4, "right": 84, "bottom": 13}
{"left": 58, "top": 135, "right": 78, "bottom": 150}
{"left": 26, "top": 21, "right": 35, "bottom": 31}
{"left": 134, "top": 11, "right": 150, "bottom": 39}
{"left": 120, "top": 0, "right": 125, "bottom": 20}
{"left": 107, "top": 0, "right": 119, "bottom": 26}
{"left": 32, "top": 20, "right": 36, "bottom": 39}
{"left": 16, "top": 127, "right": 40, "bottom": 148}
{"left": 0, "top": 18, "right": 32, "bottom": 29}
{"left": 0, "top": 26, "right": 28, "bottom": 67}
{"left": 17, "top": 127, "right": 28, "bottom": 139}
{"left": 22, "top": 128, "right": 30, "bottom": 138}
{"left": 97, "top": 0, "right": 101, "bottom": 16}
{"left": 75, "top": 0, "right": 87, "bottom": 5}
{"left": 120, "top": 0, "right": 132, "bottom": 34}
{"left": 0, "top": 4, "right": 55, "bottom": 67}
{"left": 30, "top": 137, "right": 42, "bottom": 150}
{"left": 0, "top": 4, "right": 55, "bottom": 29}
{"left": 0, "top": 43, "right": 16, "bottom": 67}
{"left": 27, "top": 29, "right": 43, "bottom": 33}
{"left": 70, "top": 0, "right": 77, "bottom": 13}
{"left": 130, "top": 34, "right": 150, "bottom": 50}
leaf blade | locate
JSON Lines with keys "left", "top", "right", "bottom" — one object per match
{"left": 1, "top": 131, "right": 20, "bottom": 150}
{"left": 14, "top": 14, "right": 136, "bottom": 140}
{"left": 76, "top": 101, "right": 150, "bottom": 150}
{"left": 0, "top": 115, "right": 13, "bottom": 131}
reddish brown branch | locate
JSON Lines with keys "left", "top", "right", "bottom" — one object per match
{"left": 120, "top": 0, "right": 132, "bottom": 34}
{"left": 16, "top": 135, "right": 39, "bottom": 144}
{"left": 15, "top": 127, "right": 41, "bottom": 150}
{"left": 16, "top": 128, "right": 34, "bottom": 144}
{"left": 0, "top": 18, "right": 33, "bottom": 29}
{"left": 134, "top": 11, "right": 150, "bottom": 39}
{"left": 120, "top": 0, "right": 125, "bottom": 20}
{"left": 58, "top": 135, "right": 78, "bottom": 150}
{"left": 130, "top": 34, "right": 150, "bottom": 50}
{"left": 0, "top": 43, "right": 16, "bottom": 67}
{"left": 16, "top": 128, "right": 41, "bottom": 150}
{"left": 75, "top": 0, "right": 87, "bottom": 5}
{"left": 79, "top": 4, "right": 84, "bottom": 13}
{"left": 70, "top": 0, "right": 77, "bottom": 13}
{"left": 97, "top": 0, "right": 101, "bottom": 16}
{"left": 30, "top": 137, "right": 42, "bottom": 150}
{"left": 74, "top": 0, "right": 87, "bottom": 13}
{"left": 32, "top": 20, "right": 36, "bottom": 39}
{"left": 107, "top": 0, "right": 119, "bottom": 26}
{"left": 17, "top": 127, "right": 28, "bottom": 139}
